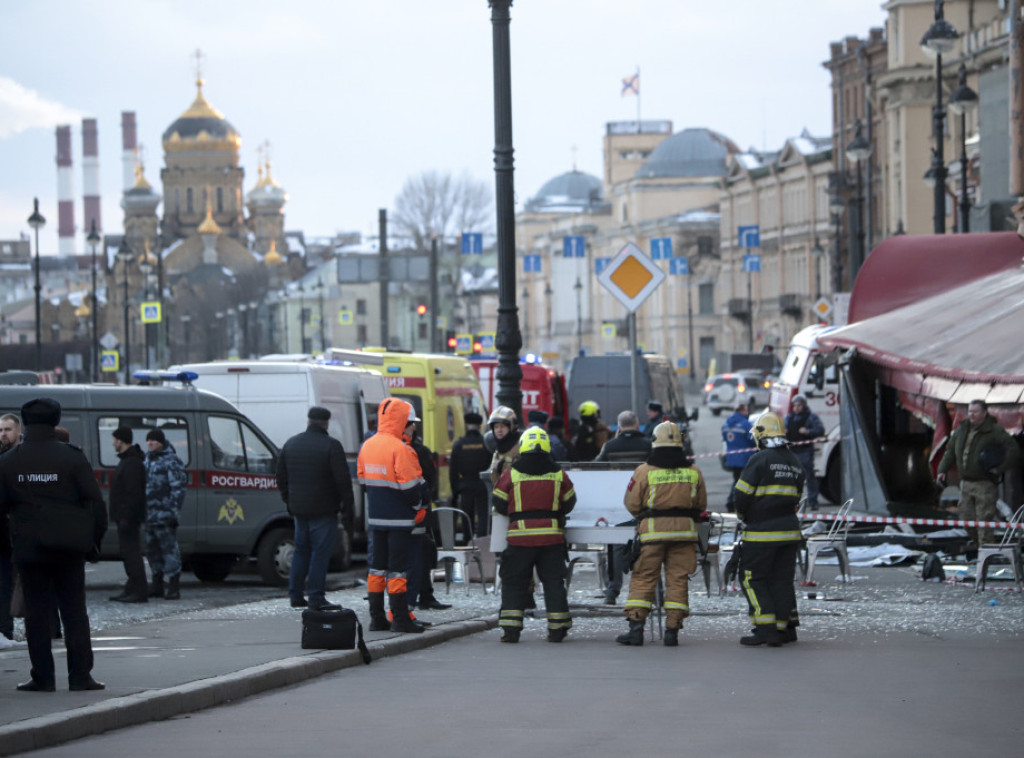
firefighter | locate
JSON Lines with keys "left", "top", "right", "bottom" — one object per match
{"left": 572, "top": 401, "right": 611, "bottom": 461}
{"left": 485, "top": 406, "right": 521, "bottom": 485}
{"left": 732, "top": 412, "right": 804, "bottom": 647}
{"left": 357, "top": 398, "right": 430, "bottom": 634}
{"left": 491, "top": 427, "right": 576, "bottom": 643}
{"left": 617, "top": 421, "right": 706, "bottom": 647}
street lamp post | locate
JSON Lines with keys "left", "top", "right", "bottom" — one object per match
{"left": 845, "top": 119, "right": 872, "bottom": 281}
{"left": 812, "top": 237, "right": 825, "bottom": 302}
{"left": 281, "top": 291, "right": 290, "bottom": 353}
{"left": 920, "top": 0, "right": 959, "bottom": 235}
{"left": 237, "top": 303, "right": 248, "bottom": 358}
{"left": 543, "top": 283, "right": 553, "bottom": 338}
{"left": 27, "top": 198, "right": 46, "bottom": 371}
{"left": 116, "top": 240, "right": 133, "bottom": 384}
{"left": 521, "top": 287, "right": 530, "bottom": 348}
{"left": 316, "top": 278, "right": 326, "bottom": 352}
{"left": 948, "top": 62, "right": 978, "bottom": 233}
{"left": 573, "top": 277, "right": 583, "bottom": 354}
{"left": 138, "top": 255, "right": 153, "bottom": 369}
{"left": 828, "top": 187, "right": 845, "bottom": 294}
{"left": 86, "top": 221, "right": 101, "bottom": 381}
{"left": 298, "top": 284, "right": 306, "bottom": 354}
{"left": 180, "top": 314, "right": 191, "bottom": 363}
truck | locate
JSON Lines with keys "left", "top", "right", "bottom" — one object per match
{"left": 768, "top": 324, "right": 842, "bottom": 503}
{"left": 471, "top": 356, "right": 568, "bottom": 421}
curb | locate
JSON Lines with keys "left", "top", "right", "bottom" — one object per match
{"left": 0, "top": 617, "right": 497, "bottom": 756}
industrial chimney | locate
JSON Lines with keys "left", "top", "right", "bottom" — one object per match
{"left": 56, "top": 125, "right": 76, "bottom": 254}
{"left": 82, "top": 118, "right": 101, "bottom": 238}
{"left": 121, "top": 111, "right": 137, "bottom": 191}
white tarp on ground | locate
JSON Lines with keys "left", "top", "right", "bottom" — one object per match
{"left": 810, "top": 542, "right": 922, "bottom": 567}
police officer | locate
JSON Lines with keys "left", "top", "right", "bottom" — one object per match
{"left": 732, "top": 412, "right": 804, "bottom": 647}
{"left": 617, "top": 421, "right": 706, "bottom": 647}
{"left": 492, "top": 427, "right": 576, "bottom": 643}
{"left": 0, "top": 398, "right": 106, "bottom": 692}
{"left": 144, "top": 429, "right": 187, "bottom": 600}
{"left": 449, "top": 411, "right": 493, "bottom": 537}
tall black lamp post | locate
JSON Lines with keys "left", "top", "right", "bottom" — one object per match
{"left": 920, "top": 0, "right": 959, "bottom": 234}
{"left": 828, "top": 189, "right": 845, "bottom": 294}
{"left": 845, "top": 119, "right": 872, "bottom": 280}
{"left": 812, "top": 237, "right": 825, "bottom": 302}
{"left": 116, "top": 240, "right": 133, "bottom": 384}
{"left": 27, "top": 198, "right": 46, "bottom": 371}
{"left": 86, "top": 221, "right": 101, "bottom": 381}
{"left": 489, "top": 0, "right": 523, "bottom": 420}
{"left": 316, "top": 278, "right": 326, "bottom": 352}
{"left": 138, "top": 254, "right": 153, "bottom": 369}
{"left": 948, "top": 62, "right": 978, "bottom": 233}
{"left": 573, "top": 277, "right": 583, "bottom": 354}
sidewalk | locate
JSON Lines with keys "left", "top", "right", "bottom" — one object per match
{"left": 0, "top": 585, "right": 496, "bottom": 756}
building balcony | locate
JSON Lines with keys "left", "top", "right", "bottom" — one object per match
{"left": 727, "top": 298, "right": 750, "bottom": 319}
{"left": 778, "top": 294, "right": 803, "bottom": 315}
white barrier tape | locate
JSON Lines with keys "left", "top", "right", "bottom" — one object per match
{"left": 695, "top": 436, "right": 828, "bottom": 460}
{"left": 800, "top": 512, "right": 1020, "bottom": 530}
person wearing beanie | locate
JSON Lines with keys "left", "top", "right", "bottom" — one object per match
{"left": 144, "top": 428, "right": 187, "bottom": 600}
{"left": 545, "top": 416, "right": 574, "bottom": 462}
{"left": 526, "top": 409, "right": 548, "bottom": 427}
{"left": 0, "top": 398, "right": 107, "bottom": 691}
{"left": 108, "top": 427, "right": 148, "bottom": 603}
{"left": 449, "top": 411, "right": 493, "bottom": 537}
{"left": 783, "top": 395, "right": 825, "bottom": 511}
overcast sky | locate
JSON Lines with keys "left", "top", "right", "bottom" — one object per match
{"left": 0, "top": 0, "right": 888, "bottom": 254}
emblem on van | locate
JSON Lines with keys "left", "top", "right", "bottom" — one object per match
{"left": 218, "top": 498, "right": 245, "bottom": 525}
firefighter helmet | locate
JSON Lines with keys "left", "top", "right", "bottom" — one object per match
{"left": 751, "top": 412, "right": 786, "bottom": 447}
{"left": 519, "top": 427, "right": 552, "bottom": 455}
{"left": 651, "top": 420, "right": 684, "bottom": 448}
{"left": 488, "top": 405, "right": 517, "bottom": 429}
{"left": 578, "top": 400, "right": 600, "bottom": 418}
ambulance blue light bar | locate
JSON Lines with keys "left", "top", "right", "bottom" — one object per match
{"left": 132, "top": 370, "right": 199, "bottom": 385}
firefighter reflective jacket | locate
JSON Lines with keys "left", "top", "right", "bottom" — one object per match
{"left": 624, "top": 461, "right": 706, "bottom": 543}
{"left": 357, "top": 398, "right": 428, "bottom": 530}
{"left": 733, "top": 445, "right": 804, "bottom": 542}
{"left": 492, "top": 454, "right": 576, "bottom": 547}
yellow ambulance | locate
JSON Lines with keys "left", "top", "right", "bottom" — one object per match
{"left": 325, "top": 348, "right": 487, "bottom": 505}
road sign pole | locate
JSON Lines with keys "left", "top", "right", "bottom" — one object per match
{"left": 747, "top": 270, "right": 754, "bottom": 351}
{"left": 629, "top": 311, "right": 639, "bottom": 418}
{"left": 687, "top": 269, "right": 696, "bottom": 385}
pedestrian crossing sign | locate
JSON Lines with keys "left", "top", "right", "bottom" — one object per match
{"left": 338, "top": 309, "right": 353, "bottom": 325}
{"left": 140, "top": 301, "right": 162, "bottom": 324}
{"left": 100, "top": 350, "right": 119, "bottom": 372}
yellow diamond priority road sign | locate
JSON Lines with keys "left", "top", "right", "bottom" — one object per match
{"left": 598, "top": 242, "right": 666, "bottom": 313}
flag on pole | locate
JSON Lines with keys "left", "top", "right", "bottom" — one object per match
{"left": 621, "top": 72, "right": 639, "bottom": 97}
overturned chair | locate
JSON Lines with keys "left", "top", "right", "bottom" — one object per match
{"left": 974, "top": 504, "right": 1024, "bottom": 592}
{"left": 802, "top": 499, "right": 853, "bottom": 584}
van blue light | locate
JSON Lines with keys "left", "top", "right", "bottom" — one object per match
{"left": 387, "top": 366, "right": 402, "bottom": 373}
{"left": 133, "top": 370, "right": 199, "bottom": 384}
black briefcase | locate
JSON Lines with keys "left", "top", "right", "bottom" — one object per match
{"left": 301, "top": 607, "right": 372, "bottom": 664}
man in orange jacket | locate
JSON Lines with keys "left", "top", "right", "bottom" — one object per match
{"left": 357, "top": 398, "right": 430, "bottom": 634}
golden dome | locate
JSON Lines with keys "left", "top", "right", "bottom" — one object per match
{"left": 198, "top": 205, "right": 222, "bottom": 236}
{"left": 263, "top": 238, "right": 284, "bottom": 265}
{"left": 162, "top": 77, "right": 240, "bottom": 152}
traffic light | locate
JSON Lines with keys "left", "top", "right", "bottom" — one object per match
{"left": 415, "top": 303, "right": 428, "bottom": 316}
{"left": 445, "top": 330, "right": 457, "bottom": 350}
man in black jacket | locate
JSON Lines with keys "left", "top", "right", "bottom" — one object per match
{"left": 449, "top": 412, "right": 493, "bottom": 537}
{"left": 276, "top": 406, "right": 353, "bottom": 611}
{"left": 0, "top": 398, "right": 107, "bottom": 692}
{"left": 108, "top": 427, "right": 148, "bottom": 603}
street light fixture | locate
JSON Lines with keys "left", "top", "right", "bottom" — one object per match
{"left": 920, "top": 0, "right": 959, "bottom": 234}
{"left": 521, "top": 287, "right": 530, "bottom": 346}
{"left": 86, "top": 221, "right": 101, "bottom": 381}
{"left": 116, "top": 240, "right": 133, "bottom": 384}
{"left": 948, "top": 62, "right": 978, "bottom": 233}
{"left": 844, "top": 119, "right": 872, "bottom": 280}
{"left": 27, "top": 198, "right": 46, "bottom": 371}
{"left": 316, "top": 278, "right": 326, "bottom": 353}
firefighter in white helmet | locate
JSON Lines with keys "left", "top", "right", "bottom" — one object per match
{"left": 616, "top": 421, "right": 707, "bottom": 648}
{"left": 731, "top": 412, "right": 804, "bottom": 647}
{"left": 485, "top": 406, "right": 521, "bottom": 485}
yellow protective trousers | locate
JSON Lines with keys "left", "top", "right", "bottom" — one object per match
{"left": 624, "top": 541, "right": 696, "bottom": 629}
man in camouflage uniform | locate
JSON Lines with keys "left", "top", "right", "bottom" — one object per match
{"left": 144, "top": 429, "right": 187, "bottom": 600}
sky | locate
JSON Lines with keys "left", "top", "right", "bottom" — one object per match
{"left": 0, "top": 0, "right": 889, "bottom": 255}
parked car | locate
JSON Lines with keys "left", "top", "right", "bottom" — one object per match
{"left": 702, "top": 372, "right": 772, "bottom": 415}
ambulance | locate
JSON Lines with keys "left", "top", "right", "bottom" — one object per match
{"left": 324, "top": 348, "right": 488, "bottom": 505}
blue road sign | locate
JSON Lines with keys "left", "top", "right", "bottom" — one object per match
{"left": 455, "top": 334, "right": 472, "bottom": 354}
{"left": 100, "top": 351, "right": 119, "bottom": 372}
{"left": 742, "top": 253, "right": 762, "bottom": 273}
{"left": 651, "top": 237, "right": 673, "bottom": 260}
{"left": 523, "top": 254, "right": 541, "bottom": 273}
{"left": 669, "top": 256, "right": 689, "bottom": 275}
{"left": 461, "top": 232, "right": 483, "bottom": 255}
{"left": 738, "top": 225, "right": 760, "bottom": 248}
{"left": 562, "top": 235, "right": 585, "bottom": 258}
{"left": 595, "top": 257, "right": 612, "bottom": 274}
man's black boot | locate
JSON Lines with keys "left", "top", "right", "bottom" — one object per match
{"left": 368, "top": 592, "right": 390, "bottom": 631}
{"left": 663, "top": 628, "right": 679, "bottom": 647}
{"left": 164, "top": 575, "right": 180, "bottom": 600}
{"left": 741, "top": 628, "right": 783, "bottom": 647}
{"left": 389, "top": 594, "right": 425, "bottom": 633}
{"left": 616, "top": 619, "right": 645, "bottom": 646}
{"left": 148, "top": 576, "right": 164, "bottom": 599}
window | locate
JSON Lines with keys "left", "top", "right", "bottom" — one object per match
{"left": 98, "top": 415, "right": 190, "bottom": 467}
{"left": 357, "top": 324, "right": 368, "bottom": 344}
{"left": 698, "top": 283, "right": 714, "bottom": 315}
{"left": 418, "top": 322, "right": 428, "bottom": 340}
{"left": 174, "top": 188, "right": 180, "bottom": 213}
{"left": 186, "top": 188, "right": 194, "bottom": 214}
{"left": 208, "top": 416, "right": 276, "bottom": 474}
{"left": 216, "top": 187, "right": 224, "bottom": 213}
{"left": 356, "top": 299, "right": 367, "bottom": 316}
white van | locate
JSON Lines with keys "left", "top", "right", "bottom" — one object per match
{"left": 768, "top": 324, "right": 842, "bottom": 502}
{"left": 172, "top": 360, "right": 390, "bottom": 544}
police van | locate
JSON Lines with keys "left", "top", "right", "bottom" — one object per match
{"left": 324, "top": 348, "right": 488, "bottom": 505}
{"left": 0, "top": 381, "right": 303, "bottom": 587}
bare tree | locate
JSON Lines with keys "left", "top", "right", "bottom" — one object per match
{"left": 393, "top": 170, "right": 492, "bottom": 249}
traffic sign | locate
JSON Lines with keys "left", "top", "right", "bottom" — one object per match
{"left": 454, "top": 333, "right": 472, "bottom": 354}
{"left": 477, "top": 332, "right": 496, "bottom": 352}
{"left": 813, "top": 297, "right": 833, "bottom": 319}
{"left": 523, "top": 254, "right": 541, "bottom": 273}
{"left": 140, "top": 301, "right": 162, "bottom": 324}
{"left": 562, "top": 235, "right": 585, "bottom": 258}
{"left": 461, "top": 232, "right": 483, "bottom": 255}
{"left": 669, "top": 256, "right": 689, "bottom": 275}
{"left": 738, "top": 225, "right": 760, "bottom": 248}
{"left": 742, "top": 254, "right": 761, "bottom": 273}
{"left": 597, "top": 242, "right": 666, "bottom": 313}
{"left": 595, "top": 257, "right": 611, "bottom": 274}
{"left": 601, "top": 322, "right": 617, "bottom": 338}
{"left": 650, "top": 237, "right": 673, "bottom": 260}
{"left": 338, "top": 309, "right": 353, "bottom": 325}
{"left": 99, "top": 331, "right": 118, "bottom": 350}
{"left": 100, "top": 350, "right": 119, "bottom": 372}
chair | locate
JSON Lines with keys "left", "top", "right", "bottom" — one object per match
{"left": 432, "top": 506, "right": 487, "bottom": 595}
{"left": 693, "top": 513, "right": 725, "bottom": 596}
{"left": 802, "top": 498, "right": 853, "bottom": 584}
{"left": 974, "top": 504, "right": 1024, "bottom": 592}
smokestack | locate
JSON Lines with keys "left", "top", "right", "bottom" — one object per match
{"left": 121, "top": 111, "right": 137, "bottom": 191}
{"left": 56, "top": 125, "right": 75, "bottom": 254}
{"left": 82, "top": 118, "right": 101, "bottom": 237}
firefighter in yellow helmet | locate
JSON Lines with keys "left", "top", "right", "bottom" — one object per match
{"left": 731, "top": 412, "right": 805, "bottom": 647}
{"left": 485, "top": 406, "right": 521, "bottom": 485}
{"left": 491, "top": 427, "right": 576, "bottom": 643}
{"left": 573, "top": 400, "right": 611, "bottom": 461}
{"left": 617, "top": 421, "right": 707, "bottom": 647}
